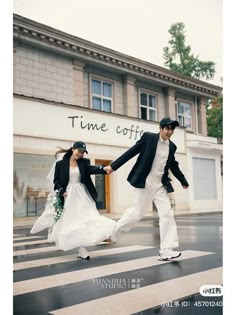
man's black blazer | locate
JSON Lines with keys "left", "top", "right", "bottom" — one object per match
{"left": 54, "top": 156, "right": 106, "bottom": 203}
{"left": 110, "top": 132, "right": 189, "bottom": 192}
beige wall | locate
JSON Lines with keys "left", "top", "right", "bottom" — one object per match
{"left": 197, "top": 97, "right": 208, "bottom": 136}
{"left": 171, "top": 153, "right": 190, "bottom": 212}
{"left": 164, "top": 87, "right": 177, "bottom": 119}
{"left": 14, "top": 43, "right": 74, "bottom": 104}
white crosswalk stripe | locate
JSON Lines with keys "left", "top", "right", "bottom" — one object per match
{"left": 13, "top": 250, "right": 213, "bottom": 296}
{"left": 13, "top": 239, "right": 50, "bottom": 246}
{"left": 13, "top": 241, "right": 129, "bottom": 257}
{"left": 13, "top": 245, "right": 155, "bottom": 270}
{"left": 14, "top": 245, "right": 58, "bottom": 256}
{"left": 13, "top": 235, "right": 45, "bottom": 241}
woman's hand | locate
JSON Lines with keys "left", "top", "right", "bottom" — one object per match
{"left": 104, "top": 165, "right": 113, "bottom": 174}
{"left": 63, "top": 192, "right": 68, "bottom": 197}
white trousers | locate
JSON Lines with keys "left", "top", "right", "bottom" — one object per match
{"left": 116, "top": 176, "right": 179, "bottom": 250}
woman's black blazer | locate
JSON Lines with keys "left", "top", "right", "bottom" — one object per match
{"left": 54, "top": 156, "right": 106, "bottom": 203}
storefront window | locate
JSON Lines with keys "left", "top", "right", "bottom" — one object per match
{"left": 13, "top": 153, "right": 54, "bottom": 217}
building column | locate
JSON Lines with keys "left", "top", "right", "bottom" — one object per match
{"left": 163, "top": 87, "right": 177, "bottom": 120}
{"left": 123, "top": 75, "right": 137, "bottom": 117}
{"left": 13, "top": 42, "right": 18, "bottom": 92}
{"left": 73, "top": 59, "right": 85, "bottom": 106}
{"left": 197, "top": 97, "right": 208, "bottom": 136}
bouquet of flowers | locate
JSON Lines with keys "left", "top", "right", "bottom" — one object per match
{"left": 52, "top": 191, "right": 64, "bottom": 222}
{"left": 30, "top": 189, "right": 64, "bottom": 234}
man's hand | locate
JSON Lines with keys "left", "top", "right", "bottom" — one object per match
{"left": 104, "top": 165, "right": 114, "bottom": 174}
{"left": 63, "top": 192, "right": 68, "bottom": 197}
{"left": 182, "top": 185, "right": 189, "bottom": 189}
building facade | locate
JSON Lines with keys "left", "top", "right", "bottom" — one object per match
{"left": 13, "top": 14, "right": 223, "bottom": 217}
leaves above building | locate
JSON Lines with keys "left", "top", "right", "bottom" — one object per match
{"left": 163, "top": 23, "right": 216, "bottom": 80}
{"left": 207, "top": 95, "right": 223, "bottom": 143}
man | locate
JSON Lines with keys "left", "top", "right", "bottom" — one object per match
{"left": 104, "top": 117, "right": 189, "bottom": 261}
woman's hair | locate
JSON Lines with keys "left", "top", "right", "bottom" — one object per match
{"left": 55, "top": 142, "right": 87, "bottom": 159}
{"left": 55, "top": 146, "right": 73, "bottom": 159}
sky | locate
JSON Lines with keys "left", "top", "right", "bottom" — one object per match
{"left": 13, "top": 0, "right": 223, "bottom": 87}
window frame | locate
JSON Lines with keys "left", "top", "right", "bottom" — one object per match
{"left": 90, "top": 75, "right": 114, "bottom": 113}
{"left": 176, "top": 99, "right": 194, "bottom": 130}
{"left": 138, "top": 89, "right": 158, "bottom": 121}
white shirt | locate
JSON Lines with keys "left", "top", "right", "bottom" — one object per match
{"left": 149, "top": 135, "right": 170, "bottom": 179}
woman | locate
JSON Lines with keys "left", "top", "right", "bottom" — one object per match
{"left": 48, "top": 141, "right": 116, "bottom": 259}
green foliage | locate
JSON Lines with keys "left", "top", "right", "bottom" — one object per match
{"left": 163, "top": 23, "right": 216, "bottom": 80}
{"left": 53, "top": 193, "right": 64, "bottom": 222}
{"left": 207, "top": 96, "right": 223, "bottom": 143}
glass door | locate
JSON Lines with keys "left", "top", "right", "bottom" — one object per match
{"left": 95, "top": 160, "right": 111, "bottom": 213}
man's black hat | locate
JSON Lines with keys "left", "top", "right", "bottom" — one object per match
{"left": 73, "top": 141, "right": 88, "bottom": 153}
{"left": 159, "top": 117, "right": 179, "bottom": 129}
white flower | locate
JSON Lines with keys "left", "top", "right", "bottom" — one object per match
{"left": 44, "top": 190, "right": 64, "bottom": 223}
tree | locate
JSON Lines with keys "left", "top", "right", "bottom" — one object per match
{"left": 163, "top": 23, "right": 216, "bottom": 80}
{"left": 207, "top": 95, "right": 223, "bottom": 143}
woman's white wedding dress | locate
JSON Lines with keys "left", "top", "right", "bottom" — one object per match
{"left": 48, "top": 167, "right": 116, "bottom": 250}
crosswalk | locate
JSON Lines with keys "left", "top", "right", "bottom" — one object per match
{"left": 13, "top": 232, "right": 223, "bottom": 315}
{"left": 13, "top": 245, "right": 154, "bottom": 271}
{"left": 50, "top": 268, "right": 222, "bottom": 315}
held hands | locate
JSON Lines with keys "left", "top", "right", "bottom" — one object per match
{"left": 103, "top": 165, "right": 114, "bottom": 174}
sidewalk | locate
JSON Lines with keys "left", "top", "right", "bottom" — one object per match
{"left": 13, "top": 210, "right": 222, "bottom": 230}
